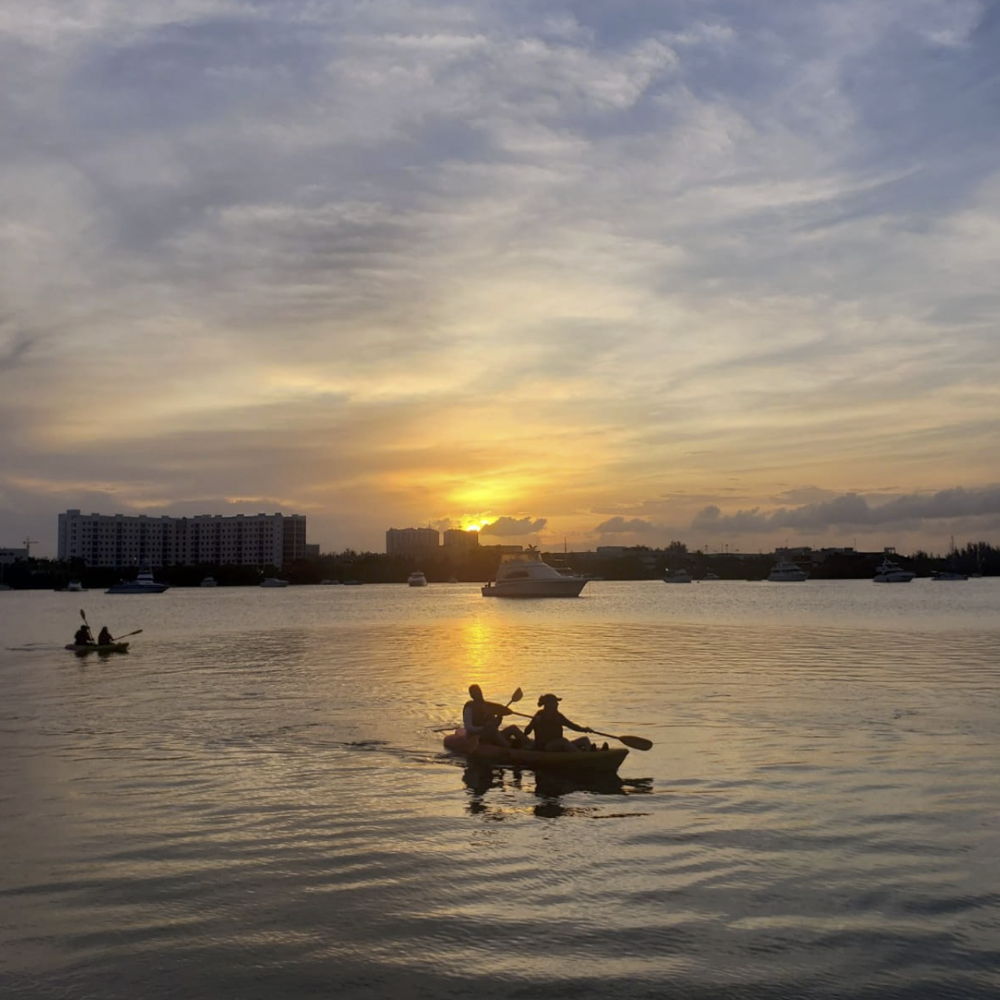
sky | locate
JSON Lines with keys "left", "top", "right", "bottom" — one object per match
{"left": 2, "top": 0, "right": 999, "bottom": 559}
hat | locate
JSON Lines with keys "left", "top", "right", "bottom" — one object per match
{"left": 537, "top": 693, "right": 561, "bottom": 706}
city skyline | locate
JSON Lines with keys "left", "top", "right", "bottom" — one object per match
{"left": 2, "top": 3, "right": 1000, "bottom": 559}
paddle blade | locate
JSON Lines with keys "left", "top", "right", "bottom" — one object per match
{"left": 79, "top": 608, "right": 87, "bottom": 621}
{"left": 509, "top": 687, "right": 523, "bottom": 704}
{"left": 618, "top": 735, "right": 653, "bottom": 751}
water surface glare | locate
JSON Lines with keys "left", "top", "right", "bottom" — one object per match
{"left": 2, "top": 580, "right": 999, "bottom": 998}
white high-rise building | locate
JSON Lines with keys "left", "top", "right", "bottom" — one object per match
{"left": 57, "top": 510, "right": 307, "bottom": 569}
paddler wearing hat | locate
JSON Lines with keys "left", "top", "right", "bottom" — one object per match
{"left": 522, "top": 693, "right": 597, "bottom": 752}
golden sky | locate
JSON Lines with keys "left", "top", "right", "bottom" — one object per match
{"left": 1, "top": 2, "right": 999, "bottom": 556}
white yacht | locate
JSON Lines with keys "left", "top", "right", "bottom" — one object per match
{"left": 106, "top": 569, "right": 169, "bottom": 594}
{"left": 482, "top": 551, "right": 587, "bottom": 598}
{"left": 767, "top": 560, "right": 808, "bottom": 582}
{"left": 66, "top": 580, "right": 87, "bottom": 592}
{"left": 663, "top": 568, "right": 692, "bottom": 583}
{"left": 930, "top": 570, "right": 968, "bottom": 581}
{"left": 872, "top": 558, "right": 915, "bottom": 583}
{"left": 200, "top": 576, "right": 218, "bottom": 587}
{"left": 260, "top": 577, "right": 289, "bottom": 588}
{"left": 407, "top": 570, "right": 429, "bottom": 587}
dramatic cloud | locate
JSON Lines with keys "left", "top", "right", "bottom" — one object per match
{"left": 481, "top": 516, "right": 548, "bottom": 537}
{"left": 1, "top": 1, "right": 999, "bottom": 555}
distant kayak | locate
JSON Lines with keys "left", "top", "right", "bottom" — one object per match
{"left": 65, "top": 642, "right": 130, "bottom": 654}
{"left": 443, "top": 728, "right": 627, "bottom": 773}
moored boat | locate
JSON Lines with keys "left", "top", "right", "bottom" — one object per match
{"left": 767, "top": 559, "right": 809, "bottom": 582}
{"left": 482, "top": 550, "right": 587, "bottom": 598}
{"left": 65, "top": 642, "right": 130, "bottom": 654}
{"left": 663, "top": 568, "right": 692, "bottom": 583}
{"left": 443, "top": 728, "right": 627, "bottom": 773}
{"left": 106, "top": 570, "right": 168, "bottom": 594}
{"left": 260, "top": 577, "right": 289, "bottom": 587}
{"left": 872, "top": 557, "right": 915, "bottom": 583}
{"left": 407, "top": 570, "right": 429, "bottom": 587}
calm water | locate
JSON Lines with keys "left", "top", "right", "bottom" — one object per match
{"left": 2, "top": 580, "right": 999, "bottom": 999}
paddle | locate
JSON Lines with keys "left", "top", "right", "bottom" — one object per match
{"left": 112, "top": 629, "right": 143, "bottom": 641}
{"left": 586, "top": 729, "right": 653, "bottom": 752}
{"left": 77, "top": 608, "right": 95, "bottom": 644}
{"left": 506, "top": 708, "right": 653, "bottom": 751}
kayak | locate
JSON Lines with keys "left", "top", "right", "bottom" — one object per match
{"left": 443, "top": 728, "right": 628, "bottom": 773}
{"left": 65, "top": 642, "right": 130, "bottom": 654}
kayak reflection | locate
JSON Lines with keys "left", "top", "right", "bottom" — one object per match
{"left": 461, "top": 762, "right": 651, "bottom": 819}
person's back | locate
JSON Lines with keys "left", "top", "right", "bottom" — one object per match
{"left": 74, "top": 625, "right": 93, "bottom": 645}
{"left": 97, "top": 627, "right": 112, "bottom": 645}
{"left": 525, "top": 693, "right": 593, "bottom": 752}
{"left": 461, "top": 684, "right": 510, "bottom": 747}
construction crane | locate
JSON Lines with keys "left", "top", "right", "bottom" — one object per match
{"left": 23, "top": 536, "right": 38, "bottom": 557}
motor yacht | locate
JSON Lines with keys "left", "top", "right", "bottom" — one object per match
{"left": 767, "top": 560, "right": 808, "bottom": 582}
{"left": 663, "top": 569, "right": 692, "bottom": 583}
{"left": 930, "top": 570, "right": 968, "bottom": 581}
{"left": 200, "top": 576, "right": 218, "bottom": 587}
{"left": 482, "top": 551, "right": 587, "bottom": 598}
{"left": 106, "top": 569, "right": 169, "bottom": 594}
{"left": 872, "top": 558, "right": 915, "bottom": 583}
{"left": 407, "top": 570, "right": 429, "bottom": 587}
{"left": 260, "top": 577, "right": 289, "bottom": 588}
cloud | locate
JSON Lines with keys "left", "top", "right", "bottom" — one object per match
{"left": 691, "top": 486, "right": 1000, "bottom": 534}
{"left": 480, "top": 516, "right": 547, "bottom": 537}
{"left": 1, "top": 2, "right": 999, "bottom": 556}
{"left": 594, "top": 516, "right": 659, "bottom": 534}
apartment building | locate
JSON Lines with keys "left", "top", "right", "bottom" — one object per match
{"left": 442, "top": 529, "right": 479, "bottom": 552}
{"left": 57, "top": 510, "right": 308, "bottom": 569}
{"left": 385, "top": 527, "right": 440, "bottom": 557}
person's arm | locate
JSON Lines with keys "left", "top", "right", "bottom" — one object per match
{"left": 524, "top": 714, "right": 537, "bottom": 737}
{"left": 560, "top": 713, "right": 592, "bottom": 734}
{"left": 462, "top": 703, "right": 478, "bottom": 732}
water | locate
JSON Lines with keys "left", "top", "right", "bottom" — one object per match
{"left": 2, "top": 580, "right": 999, "bottom": 999}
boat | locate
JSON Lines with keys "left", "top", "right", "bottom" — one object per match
{"left": 199, "top": 576, "right": 218, "bottom": 587}
{"left": 65, "top": 642, "right": 130, "bottom": 654}
{"left": 443, "top": 729, "right": 627, "bottom": 773}
{"left": 767, "top": 560, "right": 809, "bottom": 582}
{"left": 663, "top": 568, "right": 692, "bottom": 583}
{"left": 872, "top": 557, "right": 915, "bottom": 583}
{"left": 481, "top": 550, "right": 588, "bottom": 598}
{"left": 106, "top": 570, "right": 169, "bottom": 594}
{"left": 260, "top": 577, "right": 289, "bottom": 587}
{"left": 931, "top": 570, "right": 968, "bottom": 581}
{"left": 66, "top": 580, "right": 87, "bottom": 592}
{"left": 702, "top": 571, "right": 720, "bottom": 580}
{"left": 407, "top": 570, "right": 429, "bottom": 587}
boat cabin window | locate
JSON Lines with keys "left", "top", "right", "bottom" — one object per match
{"left": 506, "top": 570, "right": 530, "bottom": 579}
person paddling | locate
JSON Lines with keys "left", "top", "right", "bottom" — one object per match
{"left": 74, "top": 623, "right": 94, "bottom": 646}
{"left": 97, "top": 626, "right": 113, "bottom": 646}
{"left": 522, "top": 693, "right": 601, "bottom": 752}
{"left": 462, "top": 684, "right": 515, "bottom": 748}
